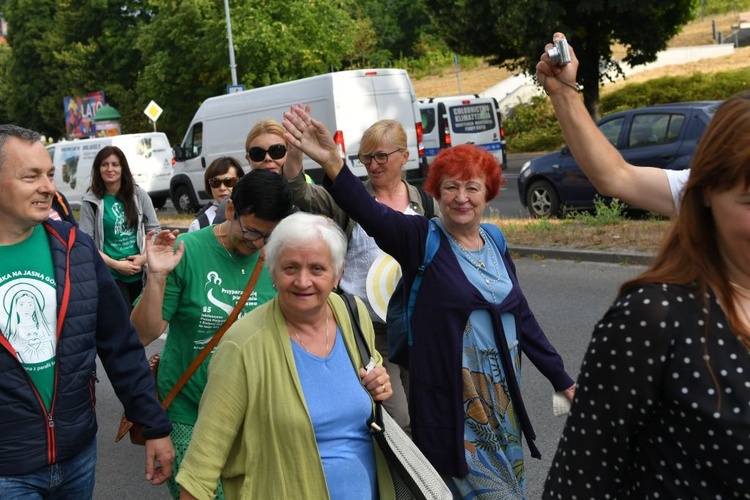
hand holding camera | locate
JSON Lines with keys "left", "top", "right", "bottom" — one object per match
{"left": 536, "top": 33, "right": 579, "bottom": 95}
{"left": 547, "top": 38, "right": 572, "bottom": 66}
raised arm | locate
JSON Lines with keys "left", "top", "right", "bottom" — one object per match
{"left": 130, "top": 229, "right": 184, "bottom": 345}
{"left": 283, "top": 105, "right": 343, "bottom": 181}
{"left": 537, "top": 33, "right": 677, "bottom": 217}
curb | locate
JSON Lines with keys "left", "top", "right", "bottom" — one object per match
{"left": 509, "top": 246, "right": 654, "bottom": 265}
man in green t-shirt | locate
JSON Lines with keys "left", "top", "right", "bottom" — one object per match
{"left": 0, "top": 124, "right": 174, "bottom": 495}
{"left": 131, "top": 169, "right": 294, "bottom": 499}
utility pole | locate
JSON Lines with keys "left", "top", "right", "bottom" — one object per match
{"left": 224, "top": 0, "right": 238, "bottom": 85}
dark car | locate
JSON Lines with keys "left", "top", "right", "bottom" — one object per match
{"left": 517, "top": 101, "right": 721, "bottom": 217}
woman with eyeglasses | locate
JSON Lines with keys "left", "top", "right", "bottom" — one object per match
{"left": 282, "top": 118, "right": 440, "bottom": 435}
{"left": 79, "top": 145, "right": 160, "bottom": 310}
{"left": 188, "top": 157, "right": 245, "bottom": 233}
{"left": 130, "top": 169, "right": 295, "bottom": 500}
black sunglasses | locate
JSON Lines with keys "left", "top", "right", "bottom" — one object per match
{"left": 247, "top": 144, "right": 287, "bottom": 162}
{"left": 208, "top": 176, "right": 239, "bottom": 189}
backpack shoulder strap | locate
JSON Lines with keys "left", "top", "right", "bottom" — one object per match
{"left": 420, "top": 219, "right": 440, "bottom": 269}
{"left": 481, "top": 223, "right": 507, "bottom": 254}
{"left": 416, "top": 185, "right": 435, "bottom": 220}
{"left": 404, "top": 220, "right": 440, "bottom": 347}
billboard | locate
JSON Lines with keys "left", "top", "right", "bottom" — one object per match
{"left": 64, "top": 91, "right": 105, "bottom": 138}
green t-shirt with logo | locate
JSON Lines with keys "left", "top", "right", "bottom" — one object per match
{"left": 0, "top": 225, "right": 57, "bottom": 411}
{"left": 103, "top": 193, "right": 141, "bottom": 283}
{"left": 157, "top": 226, "right": 276, "bottom": 425}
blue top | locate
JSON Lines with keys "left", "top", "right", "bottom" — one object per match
{"left": 325, "top": 167, "right": 575, "bottom": 477}
{"left": 292, "top": 326, "right": 377, "bottom": 499}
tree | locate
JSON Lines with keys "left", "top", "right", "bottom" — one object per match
{"left": 2, "top": 0, "right": 151, "bottom": 138}
{"left": 352, "top": 0, "right": 440, "bottom": 63}
{"left": 422, "top": 0, "right": 694, "bottom": 118}
{"left": 136, "top": 0, "right": 360, "bottom": 142}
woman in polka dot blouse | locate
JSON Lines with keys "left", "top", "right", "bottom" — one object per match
{"left": 544, "top": 92, "right": 750, "bottom": 498}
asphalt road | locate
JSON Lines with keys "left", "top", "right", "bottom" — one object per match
{"left": 490, "top": 152, "right": 541, "bottom": 219}
{"left": 92, "top": 257, "right": 643, "bottom": 500}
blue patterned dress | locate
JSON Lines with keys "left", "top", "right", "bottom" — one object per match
{"left": 446, "top": 226, "right": 525, "bottom": 499}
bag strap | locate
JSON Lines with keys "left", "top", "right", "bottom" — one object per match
{"left": 416, "top": 186, "right": 435, "bottom": 220}
{"left": 481, "top": 222, "right": 507, "bottom": 254}
{"left": 159, "top": 252, "right": 265, "bottom": 410}
{"left": 405, "top": 219, "right": 440, "bottom": 347}
{"left": 340, "top": 293, "right": 386, "bottom": 429}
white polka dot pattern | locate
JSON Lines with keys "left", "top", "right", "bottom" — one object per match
{"left": 543, "top": 283, "right": 750, "bottom": 499}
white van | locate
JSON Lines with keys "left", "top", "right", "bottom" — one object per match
{"left": 170, "top": 68, "right": 425, "bottom": 213}
{"left": 47, "top": 133, "right": 174, "bottom": 209}
{"left": 419, "top": 95, "right": 507, "bottom": 169}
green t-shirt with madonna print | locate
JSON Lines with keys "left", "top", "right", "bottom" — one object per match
{"left": 0, "top": 225, "right": 57, "bottom": 411}
{"left": 156, "top": 226, "right": 275, "bottom": 426}
{"left": 103, "top": 193, "right": 141, "bottom": 283}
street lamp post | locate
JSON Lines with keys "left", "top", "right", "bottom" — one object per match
{"left": 224, "top": 0, "right": 238, "bottom": 86}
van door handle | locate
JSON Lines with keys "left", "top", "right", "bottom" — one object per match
{"left": 201, "top": 157, "right": 206, "bottom": 169}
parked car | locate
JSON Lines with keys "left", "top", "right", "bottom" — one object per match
{"left": 517, "top": 101, "right": 721, "bottom": 217}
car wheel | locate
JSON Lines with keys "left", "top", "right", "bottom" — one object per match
{"left": 150, "top": 196, "right": 167, "bottom": 210}
{"left": 172, "top": 185, "right": 197, "bottom": 213}
{"left": 526, "top": 180, "right": 560, "bottom": 218}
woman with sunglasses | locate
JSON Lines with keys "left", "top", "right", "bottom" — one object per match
{"left": 281, "top": 118, "right": 440, "bottom": 435}
{"left": 131, "top": 169, "right": 295, "bottom": 500}
{"left": 188, "top": 157, "right": 245, "bottom": 233}
{"left": 245, "top": 119, "right": 314, "bottom": 183}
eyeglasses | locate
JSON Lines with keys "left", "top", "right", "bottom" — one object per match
{"left": 235, "top": 214, "right": 272, "bottom": 244}
{"left": 208, "top": 176, "right": 239, "bottom": 189}
{"left": 357, "top": 149, "right": 402, "bottom": 165}
{"left": 247, "top": 144, "right": 287, "bottom": 162}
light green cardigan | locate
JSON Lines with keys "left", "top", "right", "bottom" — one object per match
{"left": 176, "top": 294, "right": 396, "bottom": 499}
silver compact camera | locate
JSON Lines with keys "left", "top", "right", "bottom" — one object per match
{"left": 547, "top": 39, "right": 571, "bottom": 66}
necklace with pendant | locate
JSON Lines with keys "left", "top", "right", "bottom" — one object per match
{"left": 449, "top": 227, "right": 502, "bottom": 302}
{"left": 218, "top": 230, "right": 245, "bottom": 274}
{"left": 288, "top": 313, "right": 330, "bottom": 354}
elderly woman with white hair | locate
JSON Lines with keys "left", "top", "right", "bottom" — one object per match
{"left": 176, "top": 212, "right": 396, "bottom": 500}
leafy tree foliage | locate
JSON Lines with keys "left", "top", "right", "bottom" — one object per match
{"left": 352, "top": 0, "right": 442, "bottom": 64}
{"left": 137, "top": 0, "right": 360, "bottom": 142}
{"left": 2, "top": 0, "right": 149, "bottom": 139}
{"left": 423, "top": 0, "right": 694, "bottom": 118}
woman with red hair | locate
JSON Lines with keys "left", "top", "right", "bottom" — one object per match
{"left": 284, "top": 107, "right": 576, "bottom": 498}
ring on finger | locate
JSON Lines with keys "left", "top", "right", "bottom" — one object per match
{"left": 381, "top": 384, "right": 386, "bottom": 393}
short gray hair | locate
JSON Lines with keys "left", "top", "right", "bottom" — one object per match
{"left": 0, "top": 124, "right": 42, "bottom": 169}
{"left": 264, "top": 212, "right": 347, "bottom": 274}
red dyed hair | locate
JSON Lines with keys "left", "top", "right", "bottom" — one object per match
{"left": 423, "top": 144, "right": 505, "bottom": 201}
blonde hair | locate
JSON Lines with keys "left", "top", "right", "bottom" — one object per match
{"left": 359, "top": 120, "right": 407, "bottom": 154}
{"left": 244, "top": 120, "right": 287, "bottom": 151}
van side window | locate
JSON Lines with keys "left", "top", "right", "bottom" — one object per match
{"left": 421, "top": 108, "right": 436, "bottom": 134}
{"left": 184, "top": 123, "right": 203, "bottom": 159}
